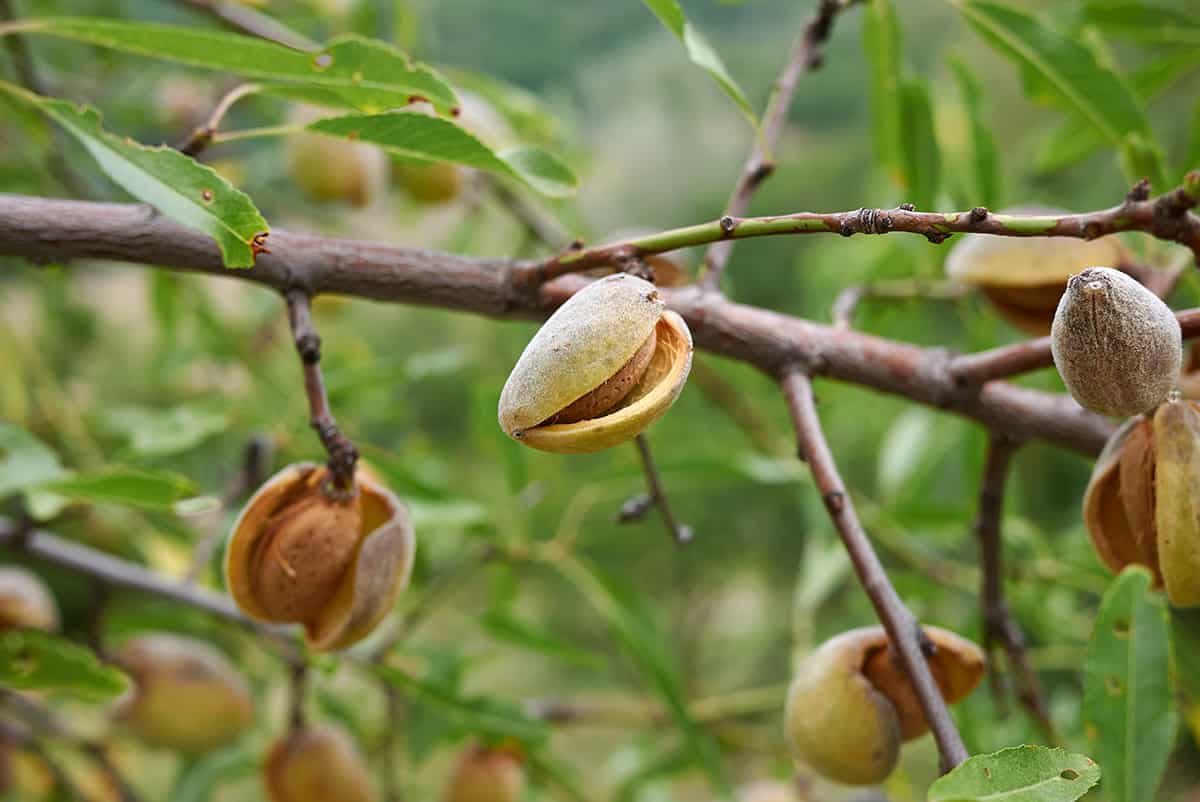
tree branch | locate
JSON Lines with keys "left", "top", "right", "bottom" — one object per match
{"left": 973, "top": 435, "right": 1056, "bottom": 743}
{"left": 948, "top": 308, "right": 1200, "bottom": 386}
{"left": 530, "top": 176, "right": 1200, "bottom": 286}
{"left": 701, "top": 0, "right": 858, "bottom": 291}
{"left": 780, "top": 370, "right": 969, "bottom": 773}
{"left": 0, "top": 194, "right": 1117, "bottom": 455}
{"left": 617, "top": 434, "right": 694, "bottom": 544}
{"left": 285, "top": 290, "right": 358, "bottom": 490}
{"left": 0, "top": 516, "right": 293, "bottom": 645}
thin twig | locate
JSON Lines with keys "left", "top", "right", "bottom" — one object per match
{"left": 0, "top": 516, "right": 297, "bottom": 652}
{"left": 524, "top": 175, "right": 1200, "bottom": 286}
{"left": 288, "top": 661, "right": 307, "bottom": 731}
{"left": 175, "top": 82, "right": 263, "bottom": 157}
{"left": 178, "top": 0, "right": 317, "bottom": 50}
{"left": 974, "top": 434, "right": 1057, "bottom": 743}
{"left": 700, "top": 0, "right": 858, "bottom": 291}
{"left": 285, "top": 290, "right": 358, "bottom": 490}
{"left": 780, "top": 370, "right": 969, "bottom": 773}
{"left": 949, "top": 308, "right": 1200, "bottom": 386}
{"left": 617, "top": 434, "right": 693, "bottom": 544}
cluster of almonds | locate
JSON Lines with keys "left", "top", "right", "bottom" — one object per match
{"left": 1048, "top": 266, "right": 1200, "bottom": 607}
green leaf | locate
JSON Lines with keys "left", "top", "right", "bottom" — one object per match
{"left": 555, "top": 556, "right": 728, "bottom": 796}
{"left": 1083, "top": 566, "right": 1177, "bottom": 802}
{"left": 0, "top": 629, "right": 130, "bottom": 701}
{"left": 38, "top": 467, "right": 197, "bottom": 511}
{"left": 7, "top": 18, "right": 457, "bottom": 114}
{"left": 102, "top": 404, "right": 229, "bottom": 458}
{"left": 482, "top": 609, "right": 606, "bottom": 670}
{"left": 1037, "top": 49, "right": 1200, "bottom": 173}
{"left": 307, "top": 111, "right": 576, "bottom": 197}
{"left": 375, "top": 664, "right": 549, "bottom": 745}
{"left": 640, "top": 0, "right": 757, "bottom": 129}
{"left": 0, "top": 81, "right": 267, "bottom": 268}
{"left": 955, "top": 0, "right": 1160, "bottom": 184}
{"left": 948, "top": 58, "right": 1001, "bottom": 207}
{"left": 0, "top": 423, "right": 66, "bottom": 499}
{"left": 169, "top": 745, "right": 257, "bottom": 802}
{"left": 928, "top": 745, "right": 1101, "bottom": 802}
{"left": 1081, "top": 2, "right": 1200, "bottom": 46}
{"left": 899, "top": 78, "right": 941, "bottom": 209}
{"left": 863, "top": 0, "right": 905, "bottom": 177}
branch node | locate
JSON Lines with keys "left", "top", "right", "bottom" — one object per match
{"left": 898, "top": 202, "right": 916, "bottom": 211}
{"left": 970, "top": 206, "right": 989, "bottom": 222}
{"left": 1127, "top": 178, "right": 1152, "bottom": 203}
{"left": 719, "top": 215, "right": 736, "bottom": 235}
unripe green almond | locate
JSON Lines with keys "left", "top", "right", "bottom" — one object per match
{"left": 784, "top": 629, "right": 902, "bottom": 786}
{"left": 0, "top": 567, "right": 59, "bottom": 633}
{"left": 116, "top": 633, "right": 253, "bottom": 753}
{"left": 498, "top": 274, "right": 693, "bottom": 453}
{"left": 784, "top": 626, "right": 984, "bottom": 786}
{"left": 1153, "top": 398, "right": 1200, "bottom": 607}
{"left": 1051, "top": 267, "right": 1181, "bottom": 417}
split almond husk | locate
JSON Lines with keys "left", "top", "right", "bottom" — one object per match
{"left": 1084, "top": 398, "right": 1200, "bottom": 607}
{"left": 498, "top": 274, "right": 693, "bottom": 454}
{"left": 225, "top": 462, "right": 415, "bottom": 651}
{"left": 783, "top": 625, "right": 984, "bottom": 786}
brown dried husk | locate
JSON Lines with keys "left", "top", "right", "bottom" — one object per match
{"left": 226, "top": 463, "right": 416, "bottom": 651}
{"left": 859, "top": 626, "right": 986, "bottom": 740}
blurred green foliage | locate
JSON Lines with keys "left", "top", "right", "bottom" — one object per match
{"left": 1, "top": 0, "right": 1200, "bottom": 801}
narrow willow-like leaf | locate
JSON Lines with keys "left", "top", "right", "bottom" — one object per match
{"left": 556, "top": 556, "right": 729, "bottom": 796}
{"left": 0, "top": 629, "right": 130, "bottom": 701}
{"left": 1037, "top": 49, "right": 1199, "bottom": 173}
{"left": 928, "top": 745, "right": 1100, "bottom": 802}
{"left": 308, "top": 111, "right": 576, "bottom": 197}
{"left": 1081, "top": 2, "right": 1200, "bottom": 46}
{"left": 0, "top": 81, "right": 267, "bottom": 267}
{"left": 39, "top": 467, "right": 198, "bottom": 511}
{"left": 954, "top": 1, "right": 1151, "bottom": 150}
{"left": 949, "top": 58, "right": 1001, "bottom": 207}
{"left": 375, "top": 664, "right": 550, "bottom": 745}
{"left": 1083, "top": 567, "right": 1177, "bottom": 802}
{"left": 863, "top": 0, "right": 904, "bottom": 179}
{"left": 170, "top": 745, "right": 257, "bottom": 802}
{"left": 4, "top": 18, "right": 457, "bottom": 114}
{"left": 0, "top": 422, "right": 65, "bottom": 498}
{"left": 640, "top": 0, "right": 758, "bottom": 129}
{"left": 899, "top": 78, "right": 941, "bottom": 209}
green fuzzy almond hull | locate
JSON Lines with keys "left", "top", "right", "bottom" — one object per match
{"left": 512, "top": 311, "right": 692, "bottom": 454}
{"left": 498, "top": 273, "right": 664, "bottom": 436}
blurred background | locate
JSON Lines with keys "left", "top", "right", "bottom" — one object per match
{"left": 2, "top": 0, "right": 1200, "bottom": 800}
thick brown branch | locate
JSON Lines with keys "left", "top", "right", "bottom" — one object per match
{"left": 973, "top": 435, "right": 1056, "bottom": 742}
{"left": 781, "top": 371, "right": 969, "bottom": 773}
{"left": 701, "top": 0, "right": 856, "bottom": 291}
{"left": 0, "top": 194, "right": 1117, "bottom": 454}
